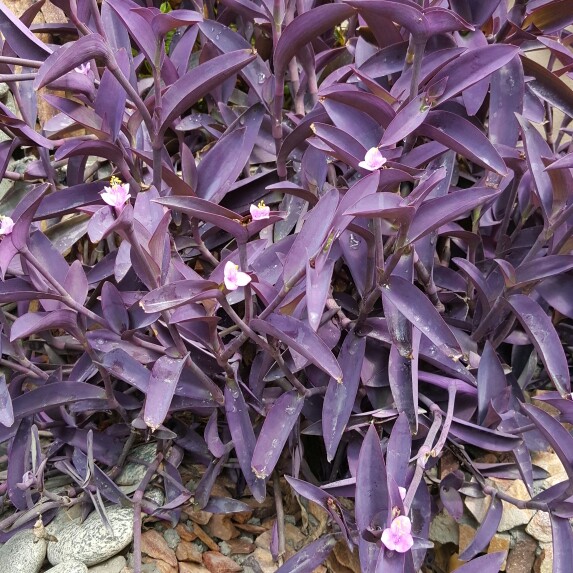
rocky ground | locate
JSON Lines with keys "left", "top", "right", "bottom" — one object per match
{"left": 0, "top": 441, "right": 563, "bottom": 573}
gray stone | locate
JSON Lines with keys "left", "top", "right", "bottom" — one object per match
{"left": 0, "top": 529, "right": 47, "bottom": 573}
{"left": 429, "top": 510, "right": 459, "bottom": 546}
{"left": 47, "top": 507, "right": 134, "bottom": 567}
{"left": 162, "top": 528, "right": 180, "bottom": 550}
{"left": 219, "top": 541, "right": 231, "bottom": 556}
{"left": 45, "top": 561, "right": 88, "bottom": 573}
{"left": 0, "top": 83, "right": 9, "bottom": 100}
{"left": 87, "top": 555, "right": 127, "bottom": 573}
{"left": 143, "top": 487, "right": 165, "bottom": 508}
{"left": 116, "top": 444, "right": 157, "bottom": 487}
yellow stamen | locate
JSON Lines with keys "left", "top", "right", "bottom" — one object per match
{"left": 257, "top": 200, "right": 266, "bottom": 209}
{"left": 109, "top": 176, "right": 122, "bottom": 187}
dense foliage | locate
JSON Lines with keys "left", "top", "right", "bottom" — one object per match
{"left": 1, "top": 0, "right": 573, "bottom": 571}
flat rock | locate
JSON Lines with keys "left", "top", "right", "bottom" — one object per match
{"left": 203, "top": 551, "right": 243, "bottom": 573}
{"left": 466, "top": 480, "right": 534, "bottom": 532}
{"left": 87, "top": 555, "right": 127, "bottom": 573}
{"left": 142, "top": 557, "right": 177, "bottom": 573}
{"left": 116, "top": 443, "right": 157, "bottom": 487}
{"left": 176, "top": 540, "right": 203, "bottom": 563}
{"left": 429, "top": 510, "right": 459, "bottom": 546}
{"left": 246, "top": 548, "right": 276, "bottom": 573}
{"left": 225, "top": 538, "right": 255, "bottom": 555}
{"left": 176, "top": 523, "right": 197, "bottom": 542}
{"left": 179, "top": 563, "right": 211, "bottom": 573}
{"left": 47, "top": 507, "right": 134, "bottom": 567}
{"left": 205, "top": 515, "right": 239, "bottom": 541}
{"left": 0, "top": 529, "right": 47, "bottom": 573}
{"left": 526, "top": 511, "right": 552, "bottom": 543}
{"left": 45, "top": 561, "right": 88, "bottom": 573}
{"left": 535, "top": 542, "right": 553, "bottom": 573}
{"left": 141, "top": 530, "right": 177, "bottom": 566}
{"left": 506, "top": 532, "right": 537, "bottom": 573}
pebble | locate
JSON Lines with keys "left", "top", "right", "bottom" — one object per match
{"left": 116, "top": 443, "right": 157, "bottom": 487}
{"left": 87, "top": 555, "right": 127, "bottom": 573}
{"left": 163, "top": 528, "right": 180, "bottom": 550}
{"left": 47, "top": 507, "right": 134, "bottom": 567}
{"left": 0, "top": 529, "right": 47, "bottom": 573}
{"left": 202, "top": 551, "right": 243, "bottom": 573}
{"left": 179, "top": 564, "right": 211, "bottom": 573}
{"left": 45, "top": 561, "right": 88, "bottom": 573}
{"left": 429, "top": 510, "right": 459, "bottom": 546}
{"left": 175, "top": 540, "right": 203, "bottom": 563}
{"left": 219, "top": 541, "right": 232, "bottom": 556}
{"left": 506, "top": 532, "right": 537, "bottom": 573}
{"left": 526, "top": 511, "right": 552, "bottom": 543}
{"left": 141, "top": 529, "right": 177, "bottom": 566}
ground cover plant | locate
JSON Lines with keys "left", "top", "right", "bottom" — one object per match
{"left": 1, "top": 0, "right": 573, "bottom": 571}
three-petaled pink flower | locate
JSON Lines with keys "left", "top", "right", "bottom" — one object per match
{"left": 359, "top": 147, "right": 387, "bottom": 171}
{"left": 0, "top": 216, "right": 14, "bottom": 236}
{"left": 381, "top": 515, "right": 414, "bottom": 553}
{"left": 250, "top": 200, "right": 270, "bottom": 221}
{"left": 223, "top": 261, "right": 251, "bottom": 291}
{"left": 75, "top": 63, "right": 91, "bottom": 75}
{"left": 101, "top": 176, "right": 130, "bottom": 213}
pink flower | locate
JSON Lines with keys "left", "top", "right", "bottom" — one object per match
{"left": 381, "top": 515, "right": 414, "bottom": 553}
{"left": 0, "top": 216, "right": 14, "bottom": 236}
{"left": 101, "top": 177, "right": 130, "bottom": 213}
{"left": 250, "top": 200, "right": 270, "bottom": 221}
{"left": 75, "top": 63, "right": 91, "bottom": 75}
{"left": 359, "top": 147, "right": 387, "bottom": 171}
{"left": 223, "top": 261, "right": 251, "bottom": 291}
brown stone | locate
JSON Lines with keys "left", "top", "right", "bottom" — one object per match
{"left": 179, "top": 563, "right": 210, "bottom": 573}
{"left": 205, "top": 514, "right": 240, "bottom": 541}
{"left": 249, "top": 548, "right": 277, "bottom": 573}
{"left": 506, "top": 532, "right": 537, "bottom": 573}
{"left": 458, "top": 522, "right": 476, "bottom": 555}
{"left": 142, "top": 530, "right": 178, "bottom": 567}
{"left": 193, "top": 524, "right": 221, "bottom": 552}
{"left": 465, "top": 481, "right": 534, "bottom": 532}
{"left": 488, "top": 534, "right": 510, "bottom": 571}
{"left": 176, "top": 540, "right": 203, "bottom": 563}
{"left": 226, "top": 538, "right": 256, "bottom": 554}
{"left": 235, "top": 522, "right": 268, "bottom": 535}
{"left": 202, "top": 551, "right": 243, "bottom": 573}
{"left": 448, "top": 552, "right": 464, "bottom": 572}
{"left": 534, "top": 543, "right": 553, "bottom": 573}
{"left": 329, "top": 541, "right": 361, "bottom": 573}
{"left": 177, "top": 523, "right": 198, "bottom": 542}
{"left": 187, "top": 510, "right": 213, "bottom": 525}
{"left": 142, "top": 557, "right": 178, "bottom": 573}
{"left": 526, "top": 511, "right": 552, "bottom": 543}
{"left": 233, "top": 510, "right": 254, "bottom": 524}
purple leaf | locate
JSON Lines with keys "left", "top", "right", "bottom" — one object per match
{"left": 10, "top": 310, "right": 78, "bottom": 341}
{"left": 356, "top": 424, "right": 388, "bottom": 573}
{"left": 160, "top": 50, "right": 256, "bottom": 133}
{"left": 522, "top": 404, "right": 573, "bottom": 482}
{"left": 551, "top": 513, "right": 573, "bottom": 573}
{"left": 143, "top": 355, "right": 188, "bottom": 431}
{"left": 505, "top": 295, "right": 570, "bottom": 397}
{"left": 282, "top": 188, "right": 339, "bottom": 287}
{"left": 251, "top": 390, "right": 304, "bottom": 479}
{"left": 431, "top": 45, "right": 520, "bottom": 106}
{"left": 453, "top": 553, "right": 507, "bottom": 573}
{"left": 449, "top": 418, "right": 522, "bottom": 451}
{"left": 274, "top": 535, "right": 337, "bottom": 573}
{"left": 407, "top": 185, "right": 501, "bottom": 244}
{"left": 323, "top": 332, "right": 366, "bottom": 462}
{"left": 382, "top": 275, "right": 461, "bottom": 359}
{"left": 418, "top": 111, "right": 507, "bottom": 174}
{"left": 477, "top": 341, "right": 506, "bottom": 425}
{"left": 251, "top": 314, "right": 343, "bottom": 382}
{"left": 225, "top": 378, "right": 266, "bottom": 502}
{"left": 386, "top": 412, "right": 411, "bottom": 486}
{"left": 0, "top": 3, "right": 51, "bottom": 61}
{"left": 101, "top": 282, "right": 129, "bottom": 334}
{"left": 34, "top": 34, "right": 110, "bottom": 90}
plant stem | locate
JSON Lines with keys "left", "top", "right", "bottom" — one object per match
{"left": 272, "top": 469, "right": 286, "bottom": 564}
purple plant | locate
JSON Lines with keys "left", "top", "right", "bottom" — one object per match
{"left": 0, "top": 0, "right": 572, "bottom": 571}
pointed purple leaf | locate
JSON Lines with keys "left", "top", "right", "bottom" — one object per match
{"left": 323, "top": 332, "right": 366, "bottom": 462}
